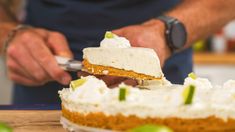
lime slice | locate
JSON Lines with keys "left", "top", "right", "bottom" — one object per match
{"left": 104, "top": 31, "right": 114, "bottom": 39}
{"left": 182, "top": 85, "right": 196, "bottom": 105}
{"left": 128, "top": 124, "right": 173, "bottom": 132}
{"left": 70, "top": 78, "right": 86, "bottom": 90}
{"left": 0, "top": 123, "right": 12, "bottom": 132}
{"left": 119, "top": 87, "right": 127, "bottom": 101}
{"left": 188, "top": 72, "right": 197, "bottom": 80}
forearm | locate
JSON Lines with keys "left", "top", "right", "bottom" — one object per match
{"left": 166, "top": 0, "right": 235, "bottom": 48}
{"left": 0, "top": 0, "right": 19, "bottom": 54}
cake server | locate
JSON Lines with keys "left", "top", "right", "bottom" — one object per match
{"left": 55, "top": 56, "right": 82, "bottom": 71}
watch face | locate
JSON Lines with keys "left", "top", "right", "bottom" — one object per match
{"left": 170, "top": 21, "right": 187, "bottom": 49}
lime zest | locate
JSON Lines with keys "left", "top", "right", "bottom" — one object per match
{"left": 104, "top": 31, "right": 114, "bottom": 39}
{"left": 188, "top": 72, "right": 197, "bottom": 80}
{"left": 128, "top": 124, "right": 173, "bottom": 132}
{"left": 70, "top": 78, "right": 86, "bottom": 90}
{"left": 182, "top": 85, "right": 196, "bottom": 105}
{"left": 119, "top": 87, "right": 127, "bottom": 101}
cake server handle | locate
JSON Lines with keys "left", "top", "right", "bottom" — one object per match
{"left": 55, "top": 55, "right": 83, "bottom": 71}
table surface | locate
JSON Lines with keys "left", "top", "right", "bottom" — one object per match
{"left": 0, "top": 105, "right": 65, "bottom": 132}
{"left": 0, "top": 110, "right": 65, "bottom": 132}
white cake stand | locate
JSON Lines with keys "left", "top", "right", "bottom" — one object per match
{"left": 60, "top": 116, "right": 117, "bottom": 132}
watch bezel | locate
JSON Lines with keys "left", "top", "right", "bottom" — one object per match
{"left": 157, "top": 15, "right": 187, "bottom": 52}
{"left": 169, "top": 21, "right": 187, "bottom": 50}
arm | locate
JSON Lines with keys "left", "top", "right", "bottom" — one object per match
{"left": 0, "top": 0, "right": 19, "bottom": 52}
{"left": 113, "top": 0, "right": 235, "bottom": 65}
{"left": 0, "top": 0, "right": 73, "bottom": 86}
{"left": 166, "top": 0, "right": 235, "bottom": 48}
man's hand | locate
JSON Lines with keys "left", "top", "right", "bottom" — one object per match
{"left": 112, "top": 19, "right": 171, "bottom": 66}
{"left": 6, "top": 27, "right": 73, "bottom": 86}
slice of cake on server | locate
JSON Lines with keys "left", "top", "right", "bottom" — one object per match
{"left": 82, "top": 32, "right": 163, "bottom": 80}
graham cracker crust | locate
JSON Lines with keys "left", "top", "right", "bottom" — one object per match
{"left": 62, "top": 105, "right": 235, "bottom": 132}
{"left": 82, "top": 59, "right": 162, "bottom": 80}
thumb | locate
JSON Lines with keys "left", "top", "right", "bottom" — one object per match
{"left": 112, "top": 28, "right": 124, "bottom": 36}
{"left": 47, "top": 32, "right": 73, "bottom": 58}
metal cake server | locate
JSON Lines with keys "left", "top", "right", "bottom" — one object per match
{"left": 55, "top": 56, "right": 82, "bottom": 71}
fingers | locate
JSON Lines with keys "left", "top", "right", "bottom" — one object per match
{"left": 7, "top": 43, "right": 51, "bottom": 83}
{"left": 24, "top": 36, "right": 71, "bottom": 85}
{"left": 6, "top": 28, "right": 72, "bottom": 86}
{"left": 8, "top": 72, "right": 45, "bottom": 86}
{"left": 6, "top": 57, "right": 47, "bottom": 86}
{"left": 34, "top": 29, "right": 73, "bottom": 58}
{"left": 47, "top": 32, "right": 73, "bottom": 58}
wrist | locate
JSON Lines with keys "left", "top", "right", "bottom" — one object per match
{"left": 1, "top": 24, "right": 32, "bottom": 55}
{"left": 142, "top": 19, "right": 172, "bottom": 61}
{"left": 0, "top": 22, "right": 18, "bottom": 54}
{"left": 156, "top": 15, "right": 187, "bottom": 53}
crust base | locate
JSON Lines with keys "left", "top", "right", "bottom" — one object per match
{"left": 62, "top": 105, "right": 235, "bottom": 132}
{"left": 82, "top": 59, "right": 161, "bottom": 80}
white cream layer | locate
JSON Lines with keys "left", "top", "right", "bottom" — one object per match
{"left": 83, "top": 47, "right": 163, "bottom": 78}
{"left": 59, "top": 76, "right": 235, "bottom": 121}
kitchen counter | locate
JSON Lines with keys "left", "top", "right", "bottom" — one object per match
{"left": 193, "top": 52, "right": 235, "bottom": 65}
{"left": 0, "top": 110, "right": 64, "bottom": 132}
{"left": 0, "top": 104, "right": 64, "bottom": 132}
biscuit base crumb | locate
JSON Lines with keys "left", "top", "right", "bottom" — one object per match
{"left": 82, "top": 59, "right": 162, "bottom": 80}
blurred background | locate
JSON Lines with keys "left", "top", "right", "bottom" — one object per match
{"left": 0, "top": 0, "right": 235, "bottom": 104}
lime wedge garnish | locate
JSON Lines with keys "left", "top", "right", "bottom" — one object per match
{"left": 188, "top": 72, "right": 197, "bottom": 80}
{"left": 0, "top": 123, "right": 12, "bottom": 132}
{"left": 70, "top": 78, "right": 86, "bottom": 90}
{"left": 104, "top": 31, "right": 114, "bottom": 39}
{"left": 128, "top": 124, "right": 173, "bottom": 132}
{"left": 182, "top": 85, "right": 196, "bottom": 105}
{"left": 119, "top": 87, "right": 127, "bottom": 101}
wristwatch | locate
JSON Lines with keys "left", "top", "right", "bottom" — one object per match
{"left": 157, "top": 15, "right": 187, "bottom": 52}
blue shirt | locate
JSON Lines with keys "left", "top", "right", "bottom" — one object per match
{"left": 13, "top": 0, "right": 192, "bottom": 104}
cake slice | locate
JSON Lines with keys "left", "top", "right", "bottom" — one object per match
{"left": 82, "top": 32, "right": 163, "bottom": 80}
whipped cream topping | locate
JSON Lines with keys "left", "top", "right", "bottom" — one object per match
{"left": 59, "top": 76, "right": 235, "bottom": 121}
{"left": 59, "top": 76, "right": 109, "bottom": 104}
{"left": 100, "top": 32, "right": 131, "bottom": 48}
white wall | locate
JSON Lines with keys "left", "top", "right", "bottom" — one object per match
{"left": 194, "top": 64, "right": 235, "bottom": 85}
{"left": 0, "top": 57, "right": 12, "bottom": 104}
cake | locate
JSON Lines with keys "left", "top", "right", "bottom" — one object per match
{"left": 59, "top": 75, "right": 235, "bottom": 132}
{"left": 59, "top": 32, "right": 235, "bottom": 131}
{"left": 82, "top": 32, "right": 163, "bottom": 80}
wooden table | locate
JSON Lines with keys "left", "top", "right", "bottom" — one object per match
{"left": 0, "top": 110, "right": 65, "bottom": 132}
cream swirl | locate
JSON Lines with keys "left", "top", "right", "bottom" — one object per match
{"left": 100, "top": 31, "right": 131, "bottom": 48}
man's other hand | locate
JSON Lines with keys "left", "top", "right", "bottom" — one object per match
{"left": 6, "top": 28, "right": 73, "bottom": 86}
{"left": 113, "top": 19, "right": 172, "bottom": 67}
